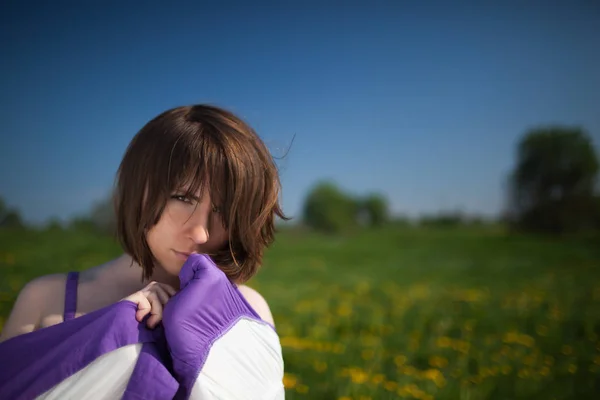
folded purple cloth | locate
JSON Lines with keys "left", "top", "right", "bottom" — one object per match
{"left": 0, "top": 254, "right": 273, "bottom": 400}
{"left": 0, "top": 299, "right": 178, "bottom": 399}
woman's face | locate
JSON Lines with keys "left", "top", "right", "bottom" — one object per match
{"left": 146, "top": 186, "right": 229, "bottom": 278}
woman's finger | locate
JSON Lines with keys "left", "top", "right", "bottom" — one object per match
{"left": 123, "top": 282, "right": 177, "bottom": 328}
{"left": 123, "top": 291, "right": 152, "bottom": 323}
{"left": 152, "top": 285, "right": 171, "bottom": 306}
{"left": 159, "top": 283, "right": 177, "bottom": 297}
{"left": 141, "top": 282, "right": 175, "bottom": 302}
{"left": 146, "top": 292, "right": 164, "bottom": 329}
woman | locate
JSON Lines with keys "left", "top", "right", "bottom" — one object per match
{"left": 0, "top": 104, "right": 288, "bottom": 399}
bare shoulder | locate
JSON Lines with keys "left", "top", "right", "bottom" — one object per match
{"left": 237, "top": 284, "right": 275, "bottom": 326}
{"left": 0, "top": 273, "right": 67, "bottom": 342}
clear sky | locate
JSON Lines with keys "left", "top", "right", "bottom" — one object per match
{"left": 1, "top": 1, "right": 599, "bottom": 224}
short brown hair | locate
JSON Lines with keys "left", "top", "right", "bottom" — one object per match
{"left": 114, "top": 104, "right": 288, "bottom": 283}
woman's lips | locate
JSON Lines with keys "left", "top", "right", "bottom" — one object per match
{"left": 173, "top": 250, "right": 197, "bottom": 260}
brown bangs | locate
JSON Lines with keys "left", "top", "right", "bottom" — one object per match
{"left": 167, "top": 130, "right": 224, "bottom": 203}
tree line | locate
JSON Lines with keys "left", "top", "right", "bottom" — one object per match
{"left": 300, "top": 125, "right": 600, "bottom": 235}
{"left": 1, "top": 125, "right": 599, "bottom": 236}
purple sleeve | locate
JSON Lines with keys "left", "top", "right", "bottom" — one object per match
{"left": 162, "top": 254, "right": 268, "bottom": 400}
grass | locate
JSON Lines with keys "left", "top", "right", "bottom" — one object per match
{"left": 1, "top": 226, "right": 599, "bottom": 399}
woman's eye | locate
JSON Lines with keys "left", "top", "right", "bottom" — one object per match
{"left": 172, "top": 195, "right": 191, "bottom": 203}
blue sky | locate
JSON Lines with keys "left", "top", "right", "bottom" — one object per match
{"left": 1, "top": 1, "right": 599, "bottom": 224}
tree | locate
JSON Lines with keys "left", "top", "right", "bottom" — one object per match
{"left": 506, "top": 126, "right": 599, "bottom": 234}
{"left": 302, "top": 181, "right": 359, "bottom": 234}
{"left": 0, "top": 197, "right": 24, "bottom": 229}
{"left": 359, "top": 193, "right": 390, "bottom": 227}
{"left": 68, "top": 191, "right": 116, "bottom": 235}
{"left": 89, "top": 193, "right": 117, "bottom": 235}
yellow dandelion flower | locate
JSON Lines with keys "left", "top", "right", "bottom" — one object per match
{"left": 423, "top": 368, "right": 446, "bottom": 387}
{"left": 408, "top": 284, "right": 430, "bottom": 299}
{"left": 455, "top": 340, "right": 470, "bottom": 354}
{"left": 502, "top": 331, "right": 535, "bottom": 347}
{"left": 464, "top": 319, "right": 476, "bottom": 332}
{"left": 282, "top": 373, "right": 298, "bottom": 389}
{"left": 549, "top": 306, "right": 562, "bottom": 320}
{"left": 394, "top": 354, "right": 407, "bottom": 366}
{"left": 333, "top": 343, "right": 346, "bottom": 354}
{"left": 523, "top": 355, "right": 536, "bottom": 366}
{"left": 296, "top": 384, "right": 309, "bottom": 393}
{"left": 350, "top": 368, "right": 369, "bottom": 384}
{"left": 371, "top": 373, "right": 385, "bottom": 384}
{"left": 409, "top": 338, "right": 421, "bottom": 351}
{"left": 9, "top": 277, "right": 21, "bottom": 291}
{"left": 356, "top": 281, "right": 370, "bottom": 295}
{"left": 337, "top": 303, "right": 352, "bottom": 317}
{"left": 518, "top": 369, "right": 531, "bottom": 379}
{"left": 535, "top": 324, "right": 549, "bottom": 336}
{"left": 451, "top": 368, "right": 463, "bottom": 378}
{"left": 313, "top": 360, "right": 327, "bottom": 373}
{"left": 404, "top": 383, "right": 420, "bottom": 396}
{"left": 397, "top": 385, "right": 410, "bottom": 397}
{"left": 294, "top": 300, "right": 312, "bottom": 313}
{"left": 361, "top": 349, "right": 375, "bottom": 360}
{"left": 381, "top": 325, "right": 394, "bottom": 335}
{"left": 400, "top": 365, "right": 418, "bottom": 376}
{"left": 429, "top": 355, "right": 448, "bottom": 368}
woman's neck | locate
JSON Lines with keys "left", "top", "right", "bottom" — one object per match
{"left": 99, "top": 254, "right": 181, "bottom": 292}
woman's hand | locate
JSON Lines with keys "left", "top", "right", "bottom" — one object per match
{"left": 122, "top": 282, "right": 177, "bottom": 329}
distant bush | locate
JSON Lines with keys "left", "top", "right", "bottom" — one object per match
{"left": 302, "top": 181, "right": 359, "bottom": 234}
{"left": 0, "top": 197, "right": 24, "bottom": 229}
{"left": 419, "top": 211, "right": 465, "bottom": 228}
{"left": 67, "top": 192, "right": 116, "bottom": 236}
{"left": 358, "top": 194, "right": 390, "bottom": 227}
{"left": 301, "top": 181, "right": 391, "bottom": 234}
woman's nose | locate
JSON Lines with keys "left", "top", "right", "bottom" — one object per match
{"left": 188, "top": 223, "right": 209, "bottom": 245}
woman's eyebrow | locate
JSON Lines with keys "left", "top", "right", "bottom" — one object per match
{"left": 172, "top": 187, "right": 200, "bottom": 199}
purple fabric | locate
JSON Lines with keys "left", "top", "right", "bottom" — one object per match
{"left": 0, "top": 300, "right": 177, "bottom": 399}
{"left": 0, "top": 254, "right": 274, "bottom": 400}
{"left": 164, "top": 253, "right": 265, "bottom": 399}
{"left": 122, "top": 342, "right": 178, "bottom": 400}
{"left": 63, "top": 271, "right": 79, "bottom": 322}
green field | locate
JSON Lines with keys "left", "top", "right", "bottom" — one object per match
{"left": 1, "top": 226, "right": 599, "bottom": 399}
